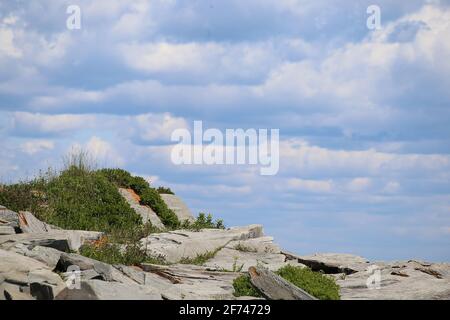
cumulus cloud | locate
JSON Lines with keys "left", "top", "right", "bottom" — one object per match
{"left": 20, "top": 139, "right": 54, "bottom": 155}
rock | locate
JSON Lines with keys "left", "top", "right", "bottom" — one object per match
{"left": 118, "top": 188, "right": 165, "bottom": 230}
{"left": 284, "top": 252, "right": 369, "bottom": 274}
{"left": 18, "top": 211, "right": 52, "bottom": 233}
{"left": 0, "top": 225, "right": 16, "bottom": 235}
{"left": 0, "top": 249, "right": 66, "bottom": 300}
{"left": 58, "top": 253, "right": 136, "bottom": 284}
{"left": 160, "top": 193, "right": 195, "bottom": 223}
{"left": 248, "top": 266, "right": 317, "bottom": 300}
{"left": 0, "top": 207, "right": 19, "bottom": 228}
{"left": 337, "top": 260, "right": 450, "bottom": 300}
{"left": 141, "top": 225, "right": 264, "bottom": 263}
{"left": 204, "top": 237, "right": 304, "bottom": 271}
{"left": 0, "top": 233, "right": 71, "bottom": 252}
{"left": 57, "top": 280, "right": 162, "bottom": 300}
{"left": 141, "top": 263, "right": 242, "bottom": 300}
{"left": 0, "top": 230, "right": 102, "bottom": 252}
{"left": 15, "top": 211, "right": 103, "bottom": 250}
{"left": 9, "top": 244, "right": 62, "bottom": 269}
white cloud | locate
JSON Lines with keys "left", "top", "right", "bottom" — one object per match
{"left": 12, "top": 112, "right": 95, "bottom": 135}
{"left": 286, "top": 178, "right": 333, "bottom": 193}
{"left": 20, "top": 139, "right": 54, "bottom": 155}
{"left": 347, "top": 177, "right": 372, "bottom": 192}
{"left": 84, "top": 136, "right": 125, "bottom": 167}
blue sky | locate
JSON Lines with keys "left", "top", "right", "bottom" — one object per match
{"left": 1, "top": 0, "right": 450, "bottom": 261}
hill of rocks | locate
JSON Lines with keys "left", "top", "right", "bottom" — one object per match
{"left": 1, "top": 166, "right": 449, "bottom": 300}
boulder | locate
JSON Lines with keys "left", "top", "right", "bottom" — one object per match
{"left": 0, "top": 206, "right": 19, "bottom": 228}
{"left": 18, "top": 211, "right": 52, "bottom": 233}
{"left": 0, "top": 225, "right": 16, "bottom": 235}
{"left": 160, "top": 194, "right": 195, "bottom": 223}
{"left": 141, "top": 225, "right": 264, "bottom": 263}
{"left": 337, "top": 260, "right": 450, "bottom": 300}
{"left": 204, "top": 237, "right": 304, "bottom": 271}
{"left": 57, "top": 280, "right": 162, "bottom": 300}
{"left": 0, "top": 230, "right": 102, "bottom": 252}
{"left": 58, "top": 253, "right": 136, "bottom": 284}
{"left": 283, "top": 252, "right": 369, "bottom": 274}
{"left": 0, "top": 249, "right": 66, "bottom": 300}
{"left": 9, "top": 244, "right": 62, "bottom": 269}
{"left": 141, "top": 263, "right": 242, "bottom": 300}
{"left": 118, "top": 188, "right": 165, "bottom": 230}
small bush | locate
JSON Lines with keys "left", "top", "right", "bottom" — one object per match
{"left": 276, "top": 265, "right": 340, "bottom": 300}
{"left": 79, "top": 242, "right": 166, "bottom": 266}
{"left": 233, "top": 275, "right": 262, "bottom": 298}
{"left": 182, "top": 213, "right": 225, "bottom": 231}
{"left": 232, "top": 266, "right": 340, "bottom": 300}
{"left": 140, "top": 188, "right": 180, "bottom": 229}
{"left": 179, "top": 248, "right": 221, "bottom": 265}
{"left": 156, "top": 186, "right": 174, "bottom": 195}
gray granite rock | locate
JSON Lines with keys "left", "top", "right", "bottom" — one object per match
{"left": 0, "top": 225, "right": 16, "bottom": 235}
{"left": 141, "top": 225, "right": 264, "bottom": 263}
{"left": 160, "top": 193, "right": 195, "bottom": 223}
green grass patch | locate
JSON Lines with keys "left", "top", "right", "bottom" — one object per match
{"left": 232, "top": 265, "right": 340, "bottom": 300}
{"left": 233, "top": 275, "right": 263, "bottom": 298}
{"left": 276, "top": 265, "right": 340, "bottom": 300}
{"left": 179, "top": 247, "right": 221, "bottom": 265}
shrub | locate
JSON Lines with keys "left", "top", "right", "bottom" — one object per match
{"left": 178, "top": 248, "right": 221, "bottom": 265}
{"left": 232, "top": 275, "right": 263, "bottom": 298}
{"left": 276, "top": 265, "right": 340, "bottom": 300}
{"left": 182, "top": 213, "right": 225, "bottom": 231}
{"left": 79, "top": 241, "right": 165, "bottom": 266}
{"left": 232, "top": 266, "right": 340, "bottom": 300}
{"left": 98, "top": 168, "right": 180, "bottom": 229}
{"left": 156, "top": 186, "right": 174, "bottom": 195}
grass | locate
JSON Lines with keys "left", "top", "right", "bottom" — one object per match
{"left": 233, "top": 275, "right": 263, "bottom": 298}
{"left": 178, "top": 248, "right": 221, "bottom": 265}
{"left": 233, "top": 242, "right": 257, "bottom": 253}
{"left": 156, "top": 186, "right": 174, "bottom": 194}
{"left": 232, "top": 265, "right": 340, "bottom": 300}
{"left": 276, "top": 265, "right": 340, "bottom": 300}
{"left": 79, "top": 241, "right": 166, "bottom": 266}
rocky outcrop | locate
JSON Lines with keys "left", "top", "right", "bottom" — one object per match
{"left": 141, "top": 225, "right": 264, "bottom": 263}
{"left": 159, "top": 193, "right": 195, "bottom": 223}
{"left": 118, "top": 188, "right": 165, "bottom": 230}
{"left": 0, "top": 204, "right": 449, "bottom": 300}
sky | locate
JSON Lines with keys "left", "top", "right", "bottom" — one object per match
{"left": 0, "top": 0, "right": 449, "bottom": 261}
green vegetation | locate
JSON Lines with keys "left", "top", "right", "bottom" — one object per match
{"left": 233, "top": 242, "right": 257, "bottom": 253}
{"left": 232, "top": 265, "right": 340, "bottom": 300}
{"left": 97, "top": 168, "right": 180, "bottom": 229}
{"left": 156, "top": 186, "right": 174, "bottom": 195}
{"left": 79, "top": 242, "right": 166, "bottom": 266}
{"left": 182, "top": 213, "right": 225, "bottom": 231}
{"left": 0, "top": 166, "right": 141, "bottom": 233}
{"left": 276, "top": 265, "right": 340, "bottom": 300}
{"left": 233, "top": 275, "right": 263, "bottom": 298}
{"left": 179, "top": 247, "right": 221, "bottom": 265}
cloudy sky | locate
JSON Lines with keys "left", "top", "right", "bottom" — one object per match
{"left": 1, "top": 0, "right": 450, "bottom": 261}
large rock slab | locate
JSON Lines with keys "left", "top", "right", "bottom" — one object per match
{"left": 337, "top": 260, "right": 450, "bottom": 300}
{"left": 18, "top": 211, "right": 52, "bottom": 233}
{"left": 0, "top": 225, "right": 16, "bottom": 235}
{"left": 118, "top": 188, "right": 165, "bottom": 230}
{"left": 160, "top": 194, "right": 195, "bottom": 223}
{"left": 284, "top": 252, "right": 369, "bottom": 274}
{"left": 141, "top": 263, "right": 242, "bottom": 300}
{"left": 57, "top": 279, "right": 162, "bottom": 300}
{"left": 0, "top": 249, "right": 66, "bottom": 300}
{"left": 0, "top": 206, "right": 19, "bottom": 228}
{"left": 9, "top": 244, "right": 62, "bottom": 269}
{"left": 204, "top": 237, "right": 304, "bottom": 271}
{"left": 141, "top": 225, "right": 264, "bottom": 263}
{"left": 0, "top": 230, "right": 102, "bottom": 252}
